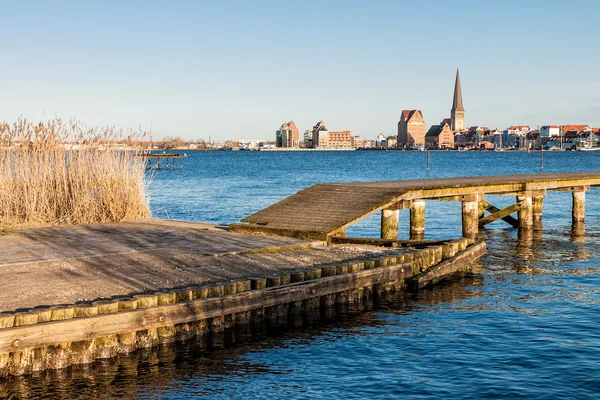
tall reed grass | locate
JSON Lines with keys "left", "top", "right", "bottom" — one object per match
{"left": 0, "top": 117, "right": 150, "bottom": 227}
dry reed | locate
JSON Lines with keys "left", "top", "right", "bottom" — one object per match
{"left": 0, "top": 117, "right": 150, "bottom": 227}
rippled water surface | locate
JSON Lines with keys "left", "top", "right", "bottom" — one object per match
{"left": 3, "top": 151, "right": 600, "bottom": 399}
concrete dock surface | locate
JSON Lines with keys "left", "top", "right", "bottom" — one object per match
{"left": 0, "top": 219, "right": 398, "bottom": 311}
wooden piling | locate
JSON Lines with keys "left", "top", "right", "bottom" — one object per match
{"left": 532, "top": 195, "right": 544, "bottom": 230}
{"left": 92, "top": 300, "right": 120, "bottom": 359}
{"left": 478, "top": 194, "right": 486, "bottom": 219}
{"left": 380, "top": 209, "right": 399, "bottom": 240}
{"left": 410, "top": 199, "right": 425, "bottom": 240}
{"left": 517, "top": 195, "right": 533, "bottom": 231}
{"left": 572, "top": 189, "right": 585, "bottom": 224}
{"left": 134, "top": 294, "right": 159, "bottom": 347}
{"left": 461, "top": 195, "right": 479, "bottom": 239}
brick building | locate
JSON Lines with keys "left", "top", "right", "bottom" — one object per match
{"left": 276, "top": 120, "right": 300, "bottom": 148}
{"left": 425, "top": 118, "right": 454, "bottom": 149}
{"left": 397, "top": 110, "right": 426, "bottom": 147}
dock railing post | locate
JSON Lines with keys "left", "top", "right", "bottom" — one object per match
{"left": 380, "top": 209, "right": 400, "bottom": 240}
{"left": 409, "top": 200, "right": 425, "bottom": 240}
{"left": 461, "top": 194, "right": 479, "bottom": 239}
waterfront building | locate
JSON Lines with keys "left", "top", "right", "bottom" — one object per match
{"left": 454, "top": 131, "right": 480, "bottom": 149}
{"left": 560, "top": 125, "right": 591, "bottom": 136}
{"left": 386, "top": 136, "right": 397, "bottom": 148}
{"left": 303, "top": 129, "right": 312, "bottom": 148}
{"left": 524, "top": 130, "right": 541, "bottom": 149}
{"left": 505, "top": 125, "right": 531, "bottom": 135}
{"left": 354, "top": 136, "right": 365, "bottom": 149}
{"left": 328, "top": 130, "right": 355, "bottom": 149}
{"left": 397, "top": 110, "right": 426, "bottom": 147}
{"left": 310, "top": 120, "right": 357, "bottom": 149}
{"left": 311, "top": 120, "right": 328, "bottom": 148}
{"left": 276, "top": 120, "right": 300, "bottom": 148}
{"left": 540, "top": 125, "right": 560, "bottom": 137}
{"left": 376, "top": 134, "right": 387, "bottom": 148}
{"left": 450, "top": 68, "right": 465, "bottom": 131}
{"left": 425, "top": 119, "right": 454, "bottom": 149}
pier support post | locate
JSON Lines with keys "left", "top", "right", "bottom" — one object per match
{"left": 462, "top": 194, "right": 479, "bottom": 239}
{"left": 478, "top": 194, "right": 485, "bottom": 220}
{"left": 517, "top": 195, "right": 533, "bottom": 232}
{"left": 532, "top": 195, "right": 544, "bottom": 230}
{"left": 572, "top": 189, "right": 585, "bottom": 224}
{"left": 380, "top": 209, "right": 399, "bottom": 240}
{"left": 410, "top": 200, "right": 425, "bottom": 240}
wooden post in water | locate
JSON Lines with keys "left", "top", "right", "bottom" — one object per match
{"left": 517, "top": 195, "right": 533, "bottom": 232}
{"left": 461, "top": 194, "right": 479, "bottom": 239}
{"left": 572, "top": 189, "right": 585, "bottom": 224}
{"left": 409, "top": 200, "right": 425, "bottom": 240}
{"left": 532, "top": 195, "right": 544, "bottom": 230}
{"left": 380, "top": 209, "right": 399, "bottom": 240}
{"left": 478, "top": 194, "right": 485, "bottom": 219}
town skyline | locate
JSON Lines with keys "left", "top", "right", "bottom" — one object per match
{"left": 1, "top": 1, "right": 599, "bottom": 140}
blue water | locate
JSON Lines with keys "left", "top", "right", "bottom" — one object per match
{"left": 4, "top": 151, "right": 600, "bottom": 399}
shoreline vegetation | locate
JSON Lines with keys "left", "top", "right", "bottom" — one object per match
{"left": 0, "top": 117, "right": 150, "bottom": 228}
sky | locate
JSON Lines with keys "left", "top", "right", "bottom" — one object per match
{"left": 1, "top": 0, "right": 599, "bottom": 141}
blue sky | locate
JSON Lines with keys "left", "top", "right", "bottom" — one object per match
{"left": 1, "top": 1, "right": 598, "bottom": 140}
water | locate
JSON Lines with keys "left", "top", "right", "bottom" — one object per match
{"left": 4, "top": 151, "right": 600, "bottom": 399}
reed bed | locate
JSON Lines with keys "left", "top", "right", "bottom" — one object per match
{"left": 0, "top": 117, "right": 150, "bottom": 227}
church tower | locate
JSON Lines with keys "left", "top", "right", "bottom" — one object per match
{"left": 451, "top": 68, "right": 465, "bottom": 131}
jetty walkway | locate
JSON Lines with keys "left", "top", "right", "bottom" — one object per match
{"left": 4, "top": 171, "right": 598, "bottom": 377}
{"left": 231, "top": 171, "right": 600, "bottom": 240}
{"left": 133, "top": 153, "right": 187, "bottom": 169}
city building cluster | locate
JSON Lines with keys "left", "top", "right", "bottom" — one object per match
{"left": 276, "top": 120, "right": 365, "bottom": 149}
{"left": 275, "top": 68, "right": 599, "bottom": 151}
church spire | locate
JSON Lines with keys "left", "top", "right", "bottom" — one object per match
{"left": 452, "top": 67, "right": 464, "bottom": 112}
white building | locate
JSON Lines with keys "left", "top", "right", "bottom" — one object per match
{"left": 540, "top": 126, "right": 560, "bottom": 137}
{"left": 375, "top": 134, "right": 387, "bottom": 148}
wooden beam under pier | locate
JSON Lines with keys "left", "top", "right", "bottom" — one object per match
{"left": 479, "top": 201, "right": 523, "bottom": 227}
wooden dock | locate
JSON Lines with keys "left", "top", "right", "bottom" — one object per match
{"left": 134, "top": 153, "right": 187, "bottom": 169}
{"left": 0, "top": 219, "right": 484, "bottom": 377}
{"left": 230, "top": 172, "right": 600, "bottom": 240}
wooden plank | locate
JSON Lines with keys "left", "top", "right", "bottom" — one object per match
{"left": 482, "top": 201, "right": 519, "bottom": 228}
{"left": 408, "top": 241, "right": 486, "bottom": 290}
{"left": 0, "top": 263, "right": 412, "bottom": 354}
{"left": 330, "top": 237, "right": 447, "bottom": 247}
{"left": 479, "top": 201, "right": 523, "bottom": 227}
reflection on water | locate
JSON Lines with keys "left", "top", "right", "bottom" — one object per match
{"left": 1, "top": 275, "right": 483, "bottom": 400}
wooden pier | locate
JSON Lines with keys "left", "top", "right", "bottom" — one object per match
{"left": 230, "top": 172, "right": 600, "bottom": 240}
{"left": 6, "top": 172, "right": 596, "bottom": 377}
{"left": 135, "top": 153, "right": 187, "bottom": 169}
{"left": 0, "top": 219, "right": 484, "bottom": 377}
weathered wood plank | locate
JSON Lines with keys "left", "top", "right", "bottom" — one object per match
{"left": 329, "top": 237, "right": 447, "bottom": 247}
{"left": 479, "top": 201, "right": 523, "bottom": 227}
{"left": 482, "top": 201, "right": 519, "bottom": 228}
{"left": 408, "top": 241, "right": 486, "bottom": 290}
{"left": 0, "top": 264, "right": 412, "bottom": 354}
